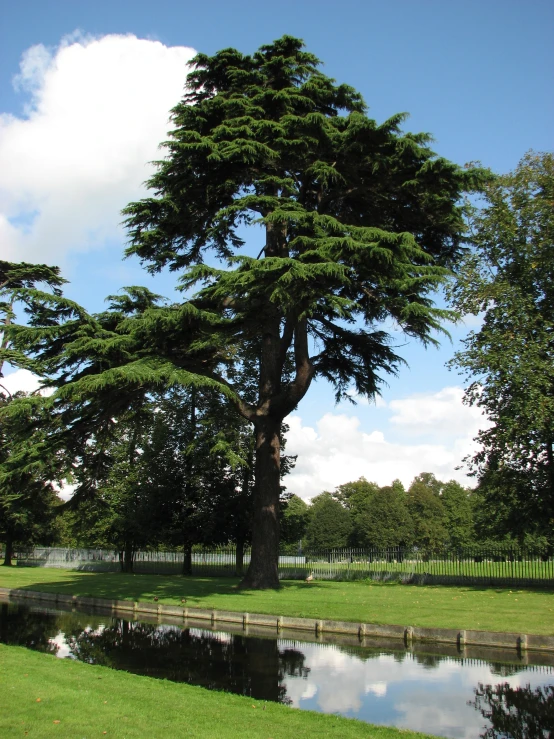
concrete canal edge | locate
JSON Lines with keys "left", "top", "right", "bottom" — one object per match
{"left": 2, "top": 586, "right": 553, "bottom": 654}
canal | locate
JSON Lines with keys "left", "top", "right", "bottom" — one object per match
{"left": 1, "top": 599, "right": 552, "bottom": 738}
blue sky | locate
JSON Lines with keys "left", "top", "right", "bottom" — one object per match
{"left": 1, "top": 0, "right": 553, "bottom": 498}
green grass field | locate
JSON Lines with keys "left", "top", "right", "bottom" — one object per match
{"left": 0, "top": 644, "right": 435, "bottom": 739}
{"left": 1, "top": 566, "right": 553, "bottom": 635}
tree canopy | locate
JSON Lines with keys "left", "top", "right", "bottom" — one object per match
{"left": 0, "top": 262, "right": 72, "bottom": 565}
{"left": 449, "top": 151, "right": 554, "bottom": 545}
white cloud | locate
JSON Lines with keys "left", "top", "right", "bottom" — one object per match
{"left": 0, "top": 368, "right": 44, "bottom": 395}
{"left": 388, "top": 386, "right": 488, "bottom": 438}
{"left": 284, "top": 386, "right": 489, "bottom": 500}
{"left": 0, "top": 33, "right": 197, "bottom": 265}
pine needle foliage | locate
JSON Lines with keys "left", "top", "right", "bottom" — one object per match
{"left": 122, "top": 36, "right": 487, "bottom": 587}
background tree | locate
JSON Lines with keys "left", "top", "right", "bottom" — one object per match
{"left": 304, "top": 492, "right": 352, "bottom": 550}
{"left": 471, "top": 470, "right": 551, "bottom": 552}
{"left": 332, "top": 477, "right": 380, "bottom": 510}
{"left": 0, "top": 261, "right": 71, "bottom": 565}
{"left": 10, "top": 37, "right": 487, "bottom": 588}
{"left": 441, "top": 479, "right": 475, "bottom": 548}
{"left": 347, "top": 479, "right": 413, "bottom": 549}
{"left": 0, "top": 392, "right": 61, "bottom": 565}
{"left": 407, "top": 473, "right": 449, "bottom": 554}
{"left": 449, "top": 152, "right": 554, "bottom": 546}
{"left": 279, "top": 494, "right": 309, "bottom": 553}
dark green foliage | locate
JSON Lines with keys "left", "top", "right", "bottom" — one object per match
{"left": 58, "top": 385, "right": 257, "bottom": 567}
{"left": 309, "top": 474, "right": 475, "bottom": 551}
{"left": 449, "top": 152, "right": 554, "bottom": 543}
{"left": 407, "top": 474, "right": 449, "bottom": 553}
{"left": 305, "top": 492, "right": 352, "bottom": 550}
{"left": 441, "top": 479, "right": 475, "bottom": 548}
{"left": 0, "top": 262, "right": 74, "bottom": 564}
{"left": 0, "top": 393, "right": 61, "bottom": 564}
{"left": 280, "top": 494, "right": 309, "bottom": 547}
{"left": 347, "top": 479, "right": 413, "bottom": 549}
{"left": 332, "top": 477, "right": 380, "bottom": 510}
{"left": 121, "top": 36, "right": 486, "bottom": 587}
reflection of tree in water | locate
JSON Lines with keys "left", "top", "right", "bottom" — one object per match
{"left": 0, "top": 603, "right": 109, "bottom": 656}
{"left": 335, "top": 644, "right": 443, "bottom": 670}
{"left": 472, "top": 682, "right": 554, "bottom": 738}
{"left": 1, "top": 605, "right": 310, "bottom": 704}
{"left": 0, "top": 603, "right": 60, "bottom": 655}
{"left": 414, "top": 653, "right": 441, "bottom": 669}
{"left": 488, "top": 663, "right": 522, "bottom": 678}
{"left": 67, "top": 619, "right": 309, "bottom": 704}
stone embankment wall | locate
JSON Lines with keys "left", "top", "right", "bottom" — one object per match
{"left": 2, "top": 586, "right": 553, "bottom": 660}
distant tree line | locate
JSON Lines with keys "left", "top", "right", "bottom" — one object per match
{"left": 280, "top": 473, "right": 551, "bottom": 555}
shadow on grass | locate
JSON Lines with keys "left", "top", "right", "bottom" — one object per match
{"left": 4, "top": 568, "right": 553, "bottom": 608}
{"left": 5, "top": 569, "right": 342, "bottom": 605}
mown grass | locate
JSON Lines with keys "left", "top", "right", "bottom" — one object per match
{"left": 1, "top": 566, "right": 553, "bottom": 635}
{"left": 0, "top": 644, "right": 434, "bottom": 739}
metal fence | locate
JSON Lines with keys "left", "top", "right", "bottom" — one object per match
{"left": 299, "top": 546, "right": 554, "bottom": 587}
{"left": 9, "top": 544, "right": 554, "bottom": 587}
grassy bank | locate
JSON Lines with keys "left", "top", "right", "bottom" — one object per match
{"left": 1, "top": 566, "right": 553, "bottom": 634}
{"left": 0, "top": 645, "right": 434, "bottom": 739}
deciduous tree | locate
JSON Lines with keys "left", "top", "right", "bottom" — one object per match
{"left": 305, "top": 492, "right": 352, "bottom": 550}
{"left": 449, "top": 152, "right": 554, "bottom": 543}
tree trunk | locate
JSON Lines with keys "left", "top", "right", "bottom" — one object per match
{"left": 546, "top": 436, "right": 554, "bottom": 520}
{"left": 182, "top": 540, "right": 192, "bottom": 576}
{"left": 2, "top": 534, "right": 13, "bottom": 567}
{"left": 235, "top": 537, "right": 245, "bottom": 577}
{"left": 123, "top": 541, "right": 134, "bottom": 573}
{"left": 239, "top": 418, "right": 281, "bottom": 589}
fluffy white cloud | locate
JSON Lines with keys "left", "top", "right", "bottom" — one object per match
{"left": 284, "top": 386, "right": 489, "bottom": 500}
{"left": 0, "top": 33, "right": 197, "bottom": 264}
{"left": 388, "top": 386, "right": 488, "bottom": 438}
{"left": 0, "top": 368, "right": 44, "bottom": 395}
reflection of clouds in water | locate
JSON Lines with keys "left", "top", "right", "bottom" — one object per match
{"left": 283, "top": 678, "right": 318, "bottom": 705}
{"left": 395, "top": 690, "right": 484, "bottom": 739}
{"left": 394, "top": 670, "right": 550, "bottom": 739}
{"left": 49, "top": 630, "right": 71, "bottom": 658}
{"left": 365, "top": 681, "right": 387, "bottom": 697}
{"left": 280, "top": 645, "right": 553, "bottom": 738}
{"left": 50, "top": 623, "right": 107, "bottom": 659}
{"left": 284, "top": 644, "right": 369, "bottom": 713}
{"left": 42, "top": 619, "right": 553, "bottom": 739}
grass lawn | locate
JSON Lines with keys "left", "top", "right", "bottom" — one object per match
{"left": 1, "top": 566, "right": 553, "bottom": 635}
{"left": 0, "top": 645, "right": 435, "bottom": 739}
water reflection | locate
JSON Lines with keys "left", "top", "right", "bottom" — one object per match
{"left": 472, "top": 682, "right": 554, "bottom": 738}
{"left": 1, "top": 602, "right": 552, "bottom": 739}
{"left": 67, "top": 619, "right": 309, "bottom": 704}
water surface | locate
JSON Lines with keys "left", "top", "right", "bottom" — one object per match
{"left": 1, "top": 601, "right": 552, "bottom": 738}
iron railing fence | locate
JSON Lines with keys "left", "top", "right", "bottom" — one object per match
{"left": 8, "top": 545, "right": 554, "bottom": 587}
{"left": 298, "top": 545, "right": 554, "bottom": 586}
